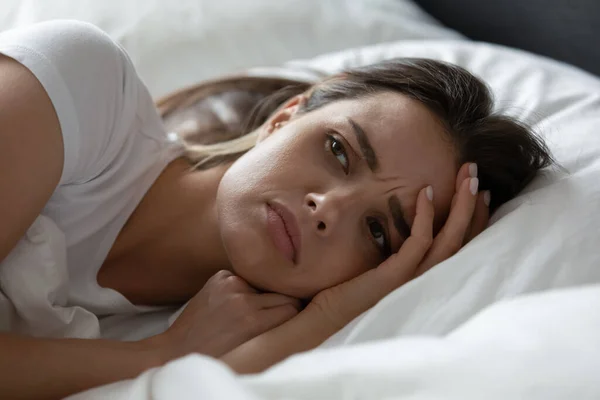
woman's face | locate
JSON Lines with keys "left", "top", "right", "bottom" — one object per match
{"left": 216, "top": 91, "right": 458, "bottom": 298}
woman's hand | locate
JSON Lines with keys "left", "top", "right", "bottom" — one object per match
{"left": 414, "top": 162, "right": 490, "bottom": 276}
{"left": 151, "top": 270, "right": 301, "bottom": 362}
{"left": 308, "top": 163, "right": 490, "bottom": 331}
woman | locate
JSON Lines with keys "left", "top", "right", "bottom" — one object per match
{"left": 0, "top": 20, "right": 552, "bottom": 398}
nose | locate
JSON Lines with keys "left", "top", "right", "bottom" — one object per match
{"left": 304, "top": 190, "right": 355, "bottom": 236}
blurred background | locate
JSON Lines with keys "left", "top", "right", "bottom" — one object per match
{"left": 2, "top": 0, "right": 598, "bottom": 98}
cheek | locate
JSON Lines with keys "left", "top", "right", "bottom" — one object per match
{"left": 216, "top": 182, "right": 266, "bottom": 277}
{"left": 227, "top": 133, "right": 314, "bottom": 190}
{"left": 213, "top": 139, "right": 314, "bottom": 294}
{"left": 214, "top": 158, "right": 270, "bottom": 284}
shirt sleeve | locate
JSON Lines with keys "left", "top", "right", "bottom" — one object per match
{"left": 0, "top": 20, "right": 141, "bottom": 185}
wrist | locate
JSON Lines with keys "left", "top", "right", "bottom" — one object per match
{"left": 138, "top": 333, "right": 173, "bottom": 369}
{"left": 221, "top": 307, "right": 339, "bottom": 374}
{"left": 305, "top": 295, "right": 352, "bottom": 335}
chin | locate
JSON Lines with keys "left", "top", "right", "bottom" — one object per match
{"left": 227, "top": 252, "right": 305, "bottom": 298}
{"left": 220, "top": 221, "right": 337, "bottom": 299}
{"left": 238, "top": 264, "right": 321, "bottom": 300}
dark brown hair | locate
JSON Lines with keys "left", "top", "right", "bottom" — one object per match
{"left": 159, "top": 58, "right": 554, "bottom": 212}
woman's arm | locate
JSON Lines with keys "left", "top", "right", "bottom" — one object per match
{"left": 0, "top": 53, "right": 141, "bottom": 400}
{"left": 0, "top": 54, "right": 64, "bottom": 264}
{"left": 0, "top": 271, "right": 303, "bottom": 399}
{"left": 0, "top": 333, "right": 160, "bottom": 400}
{"left": 0, "top": 51, "right": 156, "bottom": 398}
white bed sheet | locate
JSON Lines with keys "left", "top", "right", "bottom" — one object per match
{"left": 72, "top": 285, "right": 600, "bottom": 400}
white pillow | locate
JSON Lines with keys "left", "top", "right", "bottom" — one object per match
{"left": 0, "top": 0, "right": 462, "bottom": 98}
{"left": 265, "top": 41, "right": 600, "bottom": 346}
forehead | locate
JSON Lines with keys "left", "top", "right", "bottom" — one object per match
{"left": 330, "top": 92, "right": 448, "bottom": 149}
{"left": 318, "top": 92, "right": 458, "bottom": 225}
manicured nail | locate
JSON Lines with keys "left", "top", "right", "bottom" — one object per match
{"left": 469, "top": 163, "right": 478, "bottom": 178}
{"left": 426, "top": 185, "right": 434, "bottom": 201}
{"left": 469, "top": 178, "right": 479, "bottom": 195}
{"left": 484, "top": 190, "right": 491, "bottom": 206}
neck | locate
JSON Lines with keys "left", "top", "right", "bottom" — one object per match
{"left": 99, "top": 158, "right": 232, "bottom": 305}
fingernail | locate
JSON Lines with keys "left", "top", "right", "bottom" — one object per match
{"left": 469, "top": 178, "right": 479, "bottom": 195}
{"left": 469, "top": 163, "right": 478, "bottom": 178}
{"left": 426, "top": 185, "right": 434, "bottom": 201}
{"left": 484, "top": 190, "right": 491, "bottom": 206}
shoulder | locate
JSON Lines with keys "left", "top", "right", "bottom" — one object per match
{"left": 0, "top": 20, "right": 145, "bottom": 184}
{"left": 0, "top": 20, "right": 122, "bottom": 60}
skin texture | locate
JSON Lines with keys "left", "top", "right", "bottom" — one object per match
{"left": 216, "top": 92, "right": 458, "bottom": 298}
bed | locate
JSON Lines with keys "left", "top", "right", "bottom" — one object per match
{"left": 1, "top": 1, "right": 600, "bottom": 399}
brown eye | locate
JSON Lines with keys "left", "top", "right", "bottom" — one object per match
{"left": 367, "top": 217, "right": 391, "bottom": 257}
{"left": 326, "top": 134, "right": 349, "bottom": 174}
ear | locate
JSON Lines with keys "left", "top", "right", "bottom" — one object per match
{"left": 257, "top": 94, "right": 308, "bottom": 142}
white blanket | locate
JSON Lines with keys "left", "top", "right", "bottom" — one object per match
{"left": 71, "top": 285, "right": 600, "bottom": 400}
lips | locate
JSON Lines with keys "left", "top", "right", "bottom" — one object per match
{"left": 266, "top": 202, "right": 302, "bottom": 264}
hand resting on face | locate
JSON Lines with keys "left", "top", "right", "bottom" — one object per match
{"left": 219, "top": 162, "right": 490, "bottom": 373}
{"left": 306, "top": 161, "right": 489, "bottom": 332}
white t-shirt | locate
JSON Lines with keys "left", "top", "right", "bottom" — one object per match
{"left": 0, "top": 20, "right": 183, "bottom": 337}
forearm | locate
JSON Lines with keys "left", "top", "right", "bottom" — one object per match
{"left": 0, "top": 333, "right": 163, "bottom": 400}
{"left": 221, "top": 306, "right": 337, "bottom": 374}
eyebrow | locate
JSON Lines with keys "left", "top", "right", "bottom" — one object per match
{"left": 347, "top": 118, "right": 379, "bottom": 172}
{"left": 388, "top": 195, "right": 412, "bottom": 241}
{"left": 345, "top": 118, "right": 411, "bottom": 241}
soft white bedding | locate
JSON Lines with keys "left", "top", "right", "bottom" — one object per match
{"left": 0, "top": 0, "right": 462, "bottom": 98}
{"left": 71, "top": 285, "right": 600, "bottom": 400}
{"left": 2, "top": 1, "right": 600, "bottom": 399}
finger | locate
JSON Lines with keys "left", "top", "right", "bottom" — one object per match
{"left": 456, "top": 162, "right": 477, "bottom": 193}
{"left": 450, "top": 163, "right": 477, "bottom": 210}
{"left": 378, "top": 185, "right": 434, "bottom": 286}
{"left": 219, "top": 273, "right": 259, "bottom": 294}
{"left": 206, "top": 269, "right": 234, "bottom": 285}
{"left": 416, "top": 176, "right": 478, "bottom": 276}
{"left": 464, "top": 190, "right": 490, "bottom": 244}
{"left": 250, "top": 292, "right": 302, "bottom": 311}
